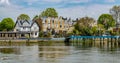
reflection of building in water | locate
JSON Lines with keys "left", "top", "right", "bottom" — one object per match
{"left": 0, "top": 48, "right": 20, "bottom": 54}
{"left": 39, "top": 46, "right": 69, "bottom": 59}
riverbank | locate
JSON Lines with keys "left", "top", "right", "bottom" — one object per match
{"left": 0, "top": 38, "right": 65, "bottom": 42}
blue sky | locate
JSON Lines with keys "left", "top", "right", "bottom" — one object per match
{"left": 0, "top": 0, "right": 120, "bottom": 21}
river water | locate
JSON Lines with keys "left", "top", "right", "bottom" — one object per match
{"left": 0, "top": 42, "right": 120, "bottom": 63}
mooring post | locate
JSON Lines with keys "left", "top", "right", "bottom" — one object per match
{"left": 103, "top": 37, "right": 104, "bottom": 46}
{"left": 94, "top": 37, "right": 95, "bottom": 46}
{"left": 118, "top": 37, "right": 120, "bottom": 46}
{"left": 114, "top": 38, "right": 117, "bottom": 47}
{"left": 111, "top": 37, "right": 113, "bottom": 48}
{"left": 76, "top": 38, "right": 79, "bottom": 45}
{"left": 100, "top": 37, "right": 101, "bottom": 47}
{"left": 72, "top": 38, "right": 74, "bottom": 46}
{"left": 83, "top": 38, "right": 85, "bottom": 46}
{"left": 107, "top": 38, "right": 109, "bottom": 48}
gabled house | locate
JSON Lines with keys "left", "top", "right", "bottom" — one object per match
{"left": 14, "top": 20, "right": 39, "bottom": 38}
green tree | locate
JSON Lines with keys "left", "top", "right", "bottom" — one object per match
{"left": 74, "top": 17, "right": 96, "bottom": 36}
{"left": 17, "top": 14, "right": 30, "bottom": 21}
{"left": 0, "top": 18, "right": 15, "bottom": 31}
{"left": 110, "top": 5, "right": 120, "bottom": 23}
{"left": 98, "top": 14, "right": 115, "bottom": 30}
{"left": 110, "top": 5, "right": 120, "bottom": 34}
{"left": 40, "top": 8, "right": 58, "bottom": 17}
{"left": 97, "top": 24, "right": 105, "bottom": 35}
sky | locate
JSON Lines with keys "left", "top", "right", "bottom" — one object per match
{"left": 0, "top": 0, "right": 120, "bottom": 21}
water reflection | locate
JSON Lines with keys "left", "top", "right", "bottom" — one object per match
{"left": 39, "top": 46, "right": 69, "bottom": 58}
{"left": 0, "top": 42, "right": 119, "bottom": 63}
{"left": 0, "top": 47, "right": 20, "bottom": 54}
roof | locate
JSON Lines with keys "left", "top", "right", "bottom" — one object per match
{"left": 14, "top": 20, "right": 38, "bottom": 28}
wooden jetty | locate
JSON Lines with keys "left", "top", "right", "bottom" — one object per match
{"left": 69, "top": 36, "right": 120, "bottom": 47}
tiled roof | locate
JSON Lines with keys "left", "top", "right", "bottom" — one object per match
{"left": 15, "top": 20, "right": 37, "bottom": 28}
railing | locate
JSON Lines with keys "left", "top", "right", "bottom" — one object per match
{"left": 70, "top": 36, "right": 120, "bottom": 39}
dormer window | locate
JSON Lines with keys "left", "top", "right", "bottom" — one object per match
{"left": 23, "top": 27, "right": 25, "bottom": 29}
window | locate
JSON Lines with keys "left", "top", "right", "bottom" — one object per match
{"left": 10, "top": 34, "right": 12, "bottom": 37}
{"left": 45, "top": 20, "right": 47, "bottom": 23}
{"left": 35, "top": 32, "right": 37, "bottom": 35}
{"left": 16, "top": 29, "right": 19, "bottom": 31}
{"left": 23, "top": 27, "right": 25, "bottom": 29}
{"left": 60, "top": 25, "right": 62, "bottom": 28}
{"left": 52, "top": 20, "right": 54, "bottom": 23}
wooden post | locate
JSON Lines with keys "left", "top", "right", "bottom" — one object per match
{"left": 100, "top": 38, "right": 102, "bottom": 47}
{"left": 83, "top": 38, "right": 85, "bottom": 46}
{"left": 107, "top": 38, "right": 109, "bottom": 48}
{"left": 111, "top": 38, "right": 113, "bottom": 48}
{"left": 103, "top": 37, "right": 104, "bottom": 46}
{"left": 94, "top": 38, "right": 95, "bottom": 46}
{"left": 114, "top": 38, "right": 117, "bottom": 47}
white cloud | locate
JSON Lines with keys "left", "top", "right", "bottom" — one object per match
{"left": 42, "top": 0, "right": 63, "bottom": 3}
{"left": 105, "top": 0, "right": 115, "bottom": 2}
{"left": 69, "top": 0, "right": 89, "bottom": 3}
{"left": 0, "top": 0, "right": 10, "bottom": 5}
{"left": 0, "top": 0, "right": 116, "bottom": 22}
{"left": 57, "top": 4, "right": 113, "bottom": 20}
{"left": 0, "top": 5, "right": 40, "bottom": 21}
{"left": 41, "top": 0, "right": 90, "bottom": 3}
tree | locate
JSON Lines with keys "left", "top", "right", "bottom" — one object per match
{"left": 97, "top": 24, "right": 105, "bottom": 35}
{"left": 74, "top": 17, "right": 96, "bottom": 36}
{"left": 40, "top": 8, "right": 58, "bottom": 17}
{"left": 110, "top": 5, "right": 120, "bottom": 28}
{"left": 98, "top": 14, "right": 115, "bottom": 30}
{"left": 17, "top": 14, "right": 30, "bottom": 21}
{"left": 0, "top": 18, "right": 15, "bottom": 31}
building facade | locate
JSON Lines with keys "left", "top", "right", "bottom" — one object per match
{"left": 14, "top": 20, "right": 39, "bottom": 38}
{"left": 41, "top": 17, "right": 74, "bottom": 34}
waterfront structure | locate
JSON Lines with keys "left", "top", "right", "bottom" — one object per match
{"left": 0, "top": 31, "right": 30, "bottom": 40}
{"left": 41, "top": 17, "right": 74, "bottom": 34}
{"left": 14, "top": 20, "right": 39, "bottom": 38}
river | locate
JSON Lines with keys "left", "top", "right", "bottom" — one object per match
{"left": 0, "top": 42, "right": 120, "bottom": 63}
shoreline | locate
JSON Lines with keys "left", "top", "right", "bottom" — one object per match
{"left": 0, "top": 38, "right": 65, "bottom": 42}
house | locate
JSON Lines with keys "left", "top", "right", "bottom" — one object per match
{"left": 14, "top": 20, "right": 39, "bottom": 38}
{"left": 41, "top": 17, "right": 74, "bottom": 34}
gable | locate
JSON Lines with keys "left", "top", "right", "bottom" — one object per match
{"left": 22, "top": 21, "right": 30, "bottom": 26}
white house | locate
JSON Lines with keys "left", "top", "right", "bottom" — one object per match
{"left": 14, "top": 20, "right": 39, "bottom": 38}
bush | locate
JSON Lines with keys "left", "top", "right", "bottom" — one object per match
{"left": 39, "top": 31, "right": 44, "bottom": 37}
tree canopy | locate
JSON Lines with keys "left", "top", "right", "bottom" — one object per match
{"left": 98, "top": 14, "right": 115, "bottom": 30}
{"left": 110, "top": 5, "right": 120, "bottom": 34}
{"left": 0, "top": 18, "right": 15, "bottom": 31}
{"left": 17, "top": 14, "right": 30, "bottom": 21}
{"left": 40, "top": 8, "right": 58, "bottom": 17}
{"left": 74, "top": 17, "right": 96, "bottom": 36}
{"left": 110, "top": 5, "right": 120, "bottom": 22}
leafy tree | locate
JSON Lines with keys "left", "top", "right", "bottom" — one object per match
{"left": 17, "top": 14, "right": 30, "bottom": 21}
{"left": 110, "top": 5, "right": 120, "bottom": 34}
{"left": 98, "top": 14, "right": 115, "bottom": 30}
{"left": 91, "top": 26, "right": 98, "bottom": 35}
{"left": 40, "top": 8, "right": 58, "bottom": 17}
{"left": 110, "top": 5, "right": 120, "bottom": 24}
{"left": 0, "top": 18, "right": 15, "bottom": 31}
{"left": 74, "top": 17, "right": 96, "bottom": 36}
{"left": 97, "top": 24, "right": 105, "bottom": 35}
